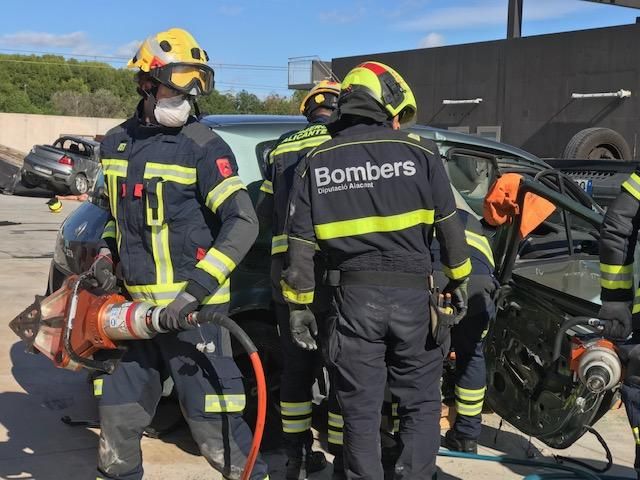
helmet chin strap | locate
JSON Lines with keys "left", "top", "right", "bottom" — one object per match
{"left": 139, "top": 86, "right": 159, "bottom": 125}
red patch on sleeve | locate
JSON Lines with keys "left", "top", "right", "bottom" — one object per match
{"left": 216, "top": 157, "right": 233, "bottom": 178}
{"left": 196, "top": 247, "right": 206, "bottom": 261}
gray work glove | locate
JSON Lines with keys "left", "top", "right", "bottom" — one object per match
{"left": 289, "top": 305, "right": 318, "bottom": 351}
{"left": 444, "top": 278, "right": 469, "bottom": 324}
{"left": 160, "top": 292, "right": 199, "bottom": 332}
{"left": 598, "top": 301, "right": 633, "bottom": 341}
{"left": 89, "top": 247, "right": 117, "bottom": 292}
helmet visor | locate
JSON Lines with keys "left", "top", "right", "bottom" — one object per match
{"left": 152, "top": 63, "right": 215, "bottom": 96}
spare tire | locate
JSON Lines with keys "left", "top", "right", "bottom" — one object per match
{"left": 563, "top": 128, "right": 632, "bottom": 161}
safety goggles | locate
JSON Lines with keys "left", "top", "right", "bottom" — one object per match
{"left": 150, "top": 63, "right": 215, "bottom": 96}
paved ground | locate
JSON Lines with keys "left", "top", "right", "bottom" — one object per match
{"left": 0, "top": 193, "right": 637, "bottom": 479}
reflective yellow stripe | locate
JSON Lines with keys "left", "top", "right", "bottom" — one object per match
{"left": 101, "top": 220, "right": 116, "bottom": 240}
{"left": 144, "top": 162, "right": 196, "bottom": 185}
{"left": 126, "top": 280, "right": 230, "bottom": 306}
{"left": 633, "top": 288, "right": 640, "bottom": 314}
{"left": 205, "top": 176, "right": 247, "bottom": 213}
{"left": 150, "top": 223, "right": 173, "bottom": 285}
{"left": 93, "top": 378, "right": 103, "bottom": 396}
{"left": 260, "top": 180, "right": 273, "bottom": 195}
{"left": 328, "top": 412, "right": 344, "bottom": 428}
{"left": 600, "top": 263, "right": 634, "bottom": 290}
{"left": 280, "top": 280, "right": 314, "bottom": 305}
{"left": 101, "top": 159, "right": 128, "bottom": 176}
{"left": 312, "top": 139, "right": 434, "bottom": 157}
{"left": 465, "top": 230, "right": 494, "bottom": 267}
{"left": 196, "top": 248, "right": 237, "bottom": 285}
{"left": 204, "top": 394, "right": 246, "bottom": 413}
{"left": 280, "top": 401, "right": 313, "bottom": 416}
{"left": 314, "top": 209, "right": 435, "bottom": 240}
{"left": 271, "top": 135, "right": 331, "bottom": 157}
{"left": 271, "top": 235, "right": 288, "bottom": 255}
{"left": 443, "top": 258, "right": 472, "bottom": 280}
{"left": 455, "top": 385, "right": 486, "bottom": 402}
{"left": 282, "top": 418, "right": 312, "bottom": 433}
{"left": 391, "top": 403, "right": 398, "bottom": 416}
{"left": 623, "top": 173, "right": 640, "bottom": 200}
{"left": 634, "top": 427, "right": 640, "bottom": 445}
{"left": 328, "top": 430, "right": 344, "bottom": 445}
{"left": 455, "top": 402, "right": 483, "bottom": 417}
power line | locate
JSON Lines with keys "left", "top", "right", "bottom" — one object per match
{"left": 0, "top": 58, "right": 290, "bottom": 91}
{"left": 0, "top": 48, "right": 288, "bottom": 71}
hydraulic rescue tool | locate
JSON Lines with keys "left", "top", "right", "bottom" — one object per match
{"left": 9, "top": 272, "right": 266, "bottom": 480}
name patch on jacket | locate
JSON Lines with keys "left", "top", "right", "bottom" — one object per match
{"left": 314, "top": 160, "right": 416, "bottom": 194}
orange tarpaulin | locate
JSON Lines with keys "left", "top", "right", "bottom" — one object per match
{"left": 483, "top": 173, "right": 556, "bottom": 238}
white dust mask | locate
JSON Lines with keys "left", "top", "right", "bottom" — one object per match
{"left": 154, "top": 95, "right": 191, "bottom": 127}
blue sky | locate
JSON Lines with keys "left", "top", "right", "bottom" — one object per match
{"left": 0, "top": 0, "right": 636, "bottom": 97}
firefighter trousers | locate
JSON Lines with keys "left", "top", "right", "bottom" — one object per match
{"left": 619, "top": 335, "right": 640, "bottom": 478}
{"left": 93, "top": 304, "right": 269, "bottom": 480}
{"left": 450, "top": 274, "right": 497, "bottom": 440}
{"left": 275, "top": 302, "right": 343, "bottom": 458}
{"left": 326, "top": 283, "right": 445, "bottom": 480}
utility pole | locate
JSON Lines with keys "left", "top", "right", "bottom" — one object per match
{"left": 507, "top": 0, "right": 523, "bottom": 39}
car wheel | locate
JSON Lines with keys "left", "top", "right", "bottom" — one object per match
{"left": 70, "top": 173, "right": 89, "bottom": 195}
{"left": 563, "top": 128, "right": 632, "bottom": 161}
{"left": 20, "top": 173, "right": 39, "bottom": 188}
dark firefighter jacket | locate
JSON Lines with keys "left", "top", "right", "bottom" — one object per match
{"left": 99, "top": 110, "right": 258, "bottom": 307}
{"left": 257, "top": 118, "right": 331, "bottom": 303}
{"left": 600, "top": 169, "right": 640, "bottom": 317}
{"left": 431, "top": 209, "right": 495, "bottom": 276}
{"left": 281, "top": 122, "right": 471, "bottom": 305}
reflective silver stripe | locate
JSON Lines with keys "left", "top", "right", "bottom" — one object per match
{"left": 205, "top": 176, "right": 246, "bottom": 213}
{"left": 101, "top": 159, "right": 128, "bottom": 177}
{"left": 601, "top": 271, "right": 633, "bottom": 284}
{"left": 327, "top": 430, "right": 344, "bottom": 444}
{"left": 282, "top": 418, "right": 312, "bottom": 433}
{"left": 260, "top": 180, "right": 273, "bottom": 194}
{"left": 271, "top": 235, "right": 288, "bottom": 255}
{"left": 127, "top": 280, "right": 230, "bottom": 307}
{"left": 144, "top": 163, "right": 196, "bottom": 184}
{"left": 197, "top": 249, "right": 236, "bottom": 285}
{"left": 328, "top": 412, "right": 344, "bottom": 427}
{"left": 280, "top": 401, "right": 313, "bottom": 416}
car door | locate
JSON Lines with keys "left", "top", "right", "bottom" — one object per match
{"left": 483, "top": 174, "right": 617, "bottom": 448}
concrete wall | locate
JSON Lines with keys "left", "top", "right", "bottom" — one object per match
{"left": 0, "top": 113, "right": 124, "bottom": 155}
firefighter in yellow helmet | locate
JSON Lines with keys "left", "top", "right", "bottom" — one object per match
{"left": 257, "top": 79, "right": 343, "bottom": 478}
{"left": 282, "top": 61, "right": 470, "bottom": 478}
{"left": 92, "top": 28, "right": 268, "bottom": 480}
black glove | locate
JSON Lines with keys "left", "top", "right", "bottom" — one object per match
{"left": 598, "top": 301, "right": 633, "bottom": 340}
{"left": 90, "top": 248, "right": 117, "bottom": 292}
{"left": 160, "top": 292, "right": 199, "bottom": 332}
{"left": 289, "top": 305, "right": 318, "bottom": 351}
{"left": 444, "top": 278, "right": 469, "bottom": 324}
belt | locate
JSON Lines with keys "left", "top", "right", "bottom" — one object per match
{"left": 324, "top": 270, "right": 429, "bottom": 289}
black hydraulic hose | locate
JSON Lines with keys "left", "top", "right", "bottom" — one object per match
{"left": 63, "top": 275, "right": 117, "bottom": 373}
{"left": 552, "top": 316, "right": 604, "bottom": 362}
{"left": 555, "top": 426, "right": 613, "bottom": 474}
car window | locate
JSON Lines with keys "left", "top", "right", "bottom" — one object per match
{"left": 89, "top": 170, "right": 109, "bottom": 210}
{"left": 445, "top": 150, "right": 497, "bottom": 216}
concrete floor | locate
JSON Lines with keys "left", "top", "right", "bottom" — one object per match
{"left": 0, "top": 193, "right": 637, "bottom": 479}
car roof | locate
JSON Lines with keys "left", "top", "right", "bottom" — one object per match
{"left": 199, "top": 114, "right": 546, "bottom": 167}
{"left": 200, "top": 114, "right": 306, "bottom": 127}
{"left": 59, "top": 135, "right": 100, "bottom": 146}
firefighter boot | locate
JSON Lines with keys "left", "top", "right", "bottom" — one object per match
{"left": 286, "top": 441, "right": 327, "bottom": 480}
{"left": 444, "top": 429, "right": 478, "bottom": 454}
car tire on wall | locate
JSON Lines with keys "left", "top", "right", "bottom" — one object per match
{"left": 69, "top": 173, "right": 89, "bottom": 195}
{"left": 563, "top": 127, "right": 632, "bottom": 161}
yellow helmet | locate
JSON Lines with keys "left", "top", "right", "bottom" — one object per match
{"left": 47, "top": 197, "right": 62, "bottom": 213}
{"left": 299, "top": 80, "right": 341, "bottom": 118}
{"left": 128, "top": 28, "right": 214, "bottom": 96}
{"left": 341, "top": 61, "right": 417, "bottom": 126}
